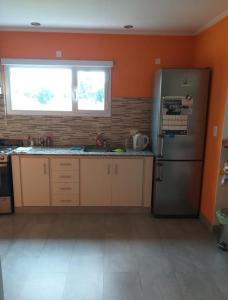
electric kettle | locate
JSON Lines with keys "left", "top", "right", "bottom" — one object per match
{"left": 133, "top": 133, "right": 149, "bottom": 151}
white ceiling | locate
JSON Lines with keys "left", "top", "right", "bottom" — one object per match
{"left": 0, "top": 0, "right": 227, "bottom": 35}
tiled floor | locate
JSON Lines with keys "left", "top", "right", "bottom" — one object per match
{"left": 0, "top": 213, "right": 228, "bottom": 300}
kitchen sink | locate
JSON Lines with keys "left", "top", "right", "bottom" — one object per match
{"left": 83, "top": 145, "right": 111, "bottom": 152}
{"left": 83, "top": 145, "right": 127, "bottom": 153}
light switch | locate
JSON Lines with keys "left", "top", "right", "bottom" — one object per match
{"left": 155, "top": 58, "right": 161, "bottom": 65}
{"left": 213, "top": 126, "right": 218, "bottom": 137}
{"left": 56, "top": 50, "right": 63, "bottom": 58}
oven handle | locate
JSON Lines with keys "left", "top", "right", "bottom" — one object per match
{"left": 0, "top": 163, "right": 7, "bottom": 168}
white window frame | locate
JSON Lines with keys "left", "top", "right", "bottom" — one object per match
{"left": 1, "top": 59, "right": 113, "bottom": 117}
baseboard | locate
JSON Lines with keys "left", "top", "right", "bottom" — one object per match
{"left": 15, "top": 206, "right": 151, "bottom": 214}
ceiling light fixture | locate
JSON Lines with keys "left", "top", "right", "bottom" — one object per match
{"left": 123, "top": 25, "right": 134, "bottom": 29}
{"left": 30, "top": 22, "right": 41, "bottom": 27}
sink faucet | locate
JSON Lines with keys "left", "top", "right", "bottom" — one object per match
{"left": 96, "top": 133, "right": 107, "bottom": 148}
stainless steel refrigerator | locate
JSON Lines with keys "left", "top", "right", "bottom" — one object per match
{"left": 151, "top": 68, "right": 211, "bottom": 217}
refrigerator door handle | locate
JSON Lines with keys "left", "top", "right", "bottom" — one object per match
{"left": 158, "top": 134, "right": 164, "bottom": 158}
{"left": 156, "top": 163, "right": 163, "bottom": 182}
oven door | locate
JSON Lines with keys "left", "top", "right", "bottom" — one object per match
{"left": 0, "top": 162, "right": 13, "bottom": 214}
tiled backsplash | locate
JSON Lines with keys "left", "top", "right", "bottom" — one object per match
{"left": 0, "top": 96, "right": 151, "bottom": 147}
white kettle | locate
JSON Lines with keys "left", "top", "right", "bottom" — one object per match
{"left": 133, "top": 133, "right": 149, "bottom": 151}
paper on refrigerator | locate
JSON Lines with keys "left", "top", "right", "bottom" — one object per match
{"left": 161, "top": 95, "right": 193, "bottom": 135}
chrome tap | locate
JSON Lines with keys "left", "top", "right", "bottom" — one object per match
{"left": 96, "top": 133, "right": 107, "bottom": 148}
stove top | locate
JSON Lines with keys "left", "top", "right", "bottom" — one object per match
{"left": 0, "top": 147, "right": 14, "bottom": 154}
{"left": 0, "top": 147, "right": 15, "bottom": 163}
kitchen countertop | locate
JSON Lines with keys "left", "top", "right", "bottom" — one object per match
{"left": 12, "top": 147, "right": 153, "bottom": 157}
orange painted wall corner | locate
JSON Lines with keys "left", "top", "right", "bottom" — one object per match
{"left": 194, "top": 16, "right": 228, "bottom": 224}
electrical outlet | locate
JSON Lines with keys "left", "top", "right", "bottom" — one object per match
{"left": 213, "top": 126, "right": 218, "bottom": 137}
{"left": 56, "top": 50, "right": 63, "bottom": 58}
{"left": 155, "top": 58, "right": 161, "bottom": 65}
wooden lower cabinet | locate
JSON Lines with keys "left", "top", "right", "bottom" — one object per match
{"left": 13, "top": 155, "right": 152, "bottom": 208}
{"left": 111, "top": 158, "right": 143, "bottom": 206}
{"left": 80, "top": 158, "right": 112, "bottom": 206}
{"left": 20, "top": 157, "right": 50, "bottom": 206}
{"left": 80, "top": 158, "right": 144, "bottom": 206}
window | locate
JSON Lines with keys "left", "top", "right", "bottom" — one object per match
{"left": 9, "top": 67, "right": 72, "bottom": 112}
{"left": 2, "top": 59, "right": 113, "bottom": 116}
{"left": 77, "top": 70, "right": 105, "bottom": 111}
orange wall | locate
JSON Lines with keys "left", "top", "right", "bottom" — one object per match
{"left": 194, "top": 17, "right": 228, "bottom": 224}
{"left": 0, "top": 32, "right": 195, "bottom": 97}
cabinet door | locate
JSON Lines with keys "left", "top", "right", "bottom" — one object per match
{"left": 20, "top": 157, "right": 50, "bottom": 206}
{"left": 80, "top": 158, "right": 112, "bottom": 206}
{"left": 111, "top": 159, "right": 143, "bottom": 206}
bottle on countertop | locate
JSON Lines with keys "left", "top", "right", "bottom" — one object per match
{"left": 27, "top": 136, "right": 34, "bottom": 146}
{"left": 46, "top": 136, "right": 52, "bottom": 147}
{"left": 27, "top": 136, "right": 31, "bottom": 146}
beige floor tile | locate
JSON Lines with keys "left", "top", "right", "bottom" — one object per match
{"left": 73, "top": 237, "right": 104, "bottom": 257}
{"left": 19, "top": 272, "right": 67, "bottom": 300}
{"left": 141, "top": 271, "right": 183, "bottom": 300}
{"left": 62, "top": 271, "right": 103, "bottom": 300}
{"left": 175, "top": 269, "right": 226, "bottom": 300}
{"left": 103, "top": 272, "right": 143, "bottom": 300}
{"left": 104, "top": 253, "right": 139, "bottom": 273}
{"left": 70, "top": 255, "right": 103, "bottom": 275}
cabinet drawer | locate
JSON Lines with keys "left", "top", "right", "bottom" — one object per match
{"left": 51, "top": 194, "right": 79, "bottom": 206}
{"left": 51, "top": 182, "right": 79, "bottom": 195}
{"left": 51, "top": 171, "right": 79, "bottom": 182}
{"left": 51, "top": 158, "right": 79, "bottom": 171}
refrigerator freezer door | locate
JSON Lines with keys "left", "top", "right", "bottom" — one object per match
{"left": 152, "top": 68, "right": 210, "bottom": 160}
{"left": 153, "top": 160, "right": 203, "bottom": 216}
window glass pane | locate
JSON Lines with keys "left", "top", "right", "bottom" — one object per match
{"left": 77, "top": 71, "right": 105, "bottom": 111}
{"left": 9, "top": 67, "right": 72, "bottom": 111}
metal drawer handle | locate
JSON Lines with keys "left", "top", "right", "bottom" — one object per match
{"left": 59, "top": 175, "right": 72, "bottom": 179}
{"left": 115, "top": 164, "right": 118, "bottom": 175}
{"left": 43, "top": 163, "right": 47, "bottom": 175}
{"left": 60, "top": 199, "right": 72, "bottom": 202}
{"left": 59, "top": 187, "right": 72, "bottom": 191}
{"left": 107, "top": 164, "right": 111, "bottom": 175}
{"left": 60, "top": 163, "right": 72, "bottom": 166}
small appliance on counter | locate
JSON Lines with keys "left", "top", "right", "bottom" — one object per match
{"left": 132, "top": 132, "right": 149, "bottom": 151}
